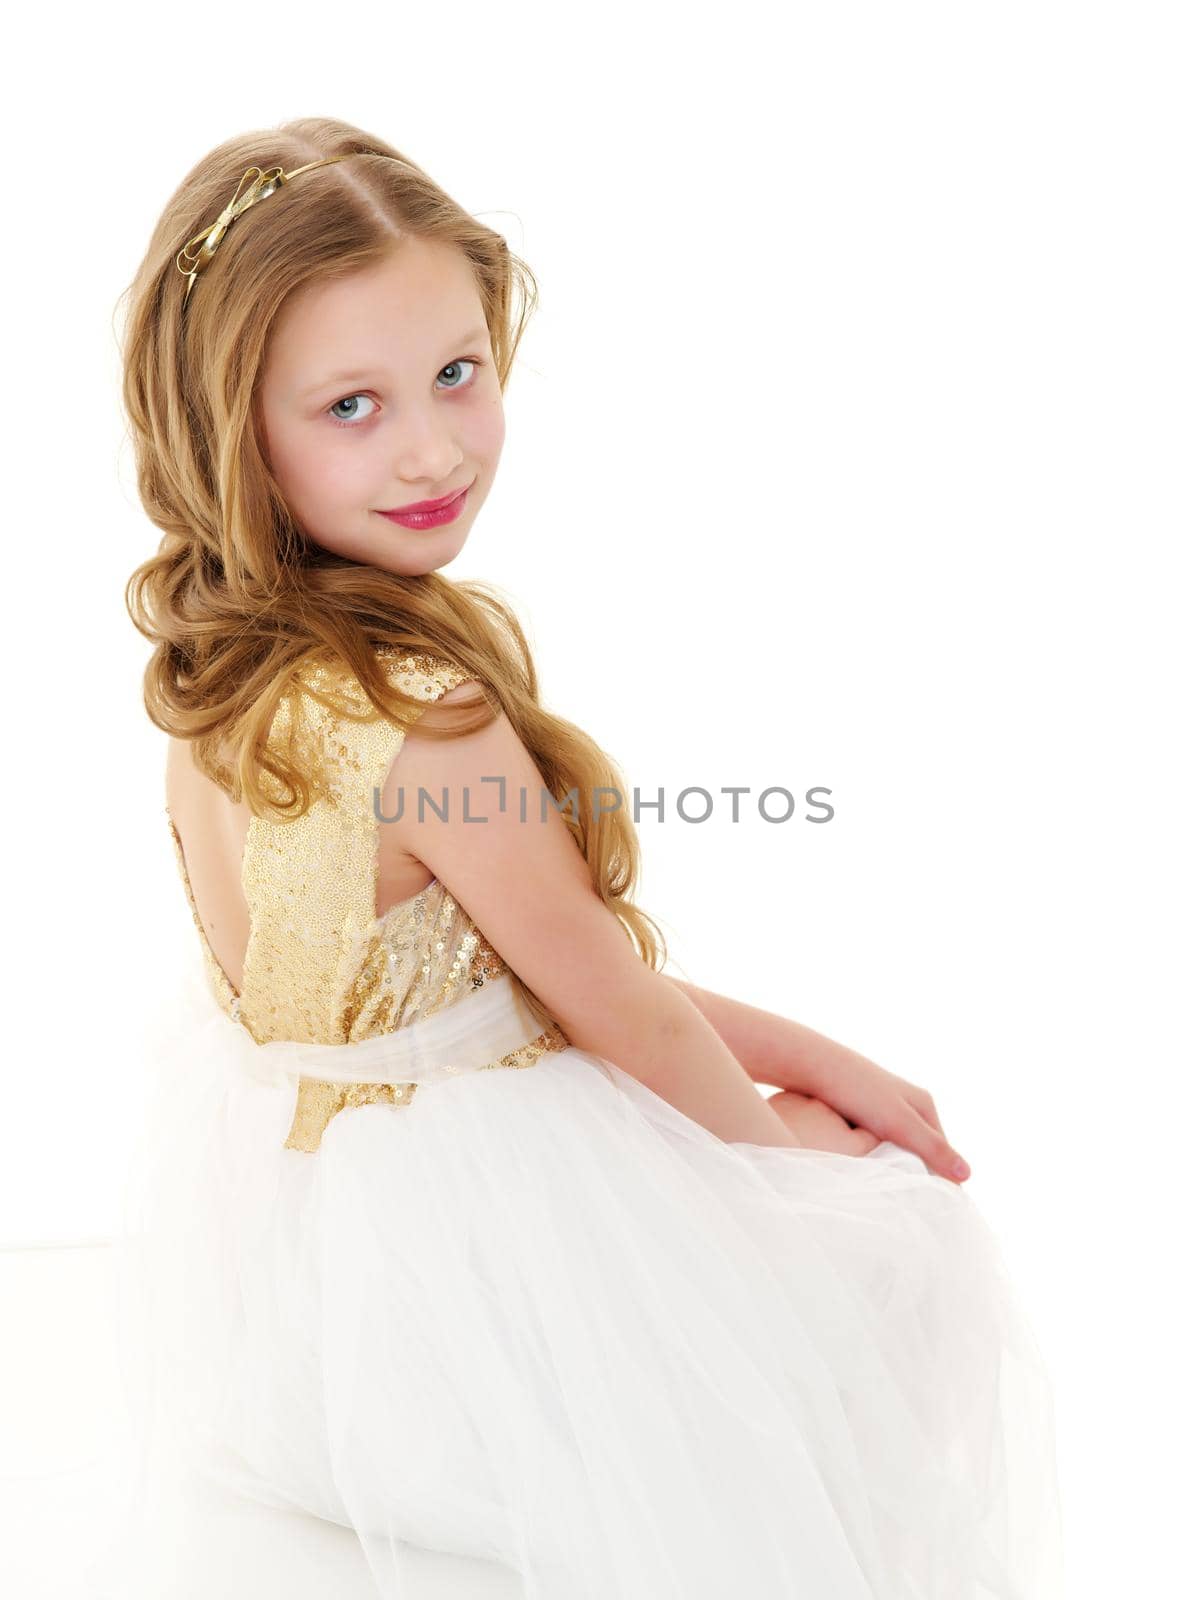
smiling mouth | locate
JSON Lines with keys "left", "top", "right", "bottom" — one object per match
{"left": 375, "top": 483, "right": 472, "bottom": 529}
{"left": 378, "top": 483, "right": 471, "bottom": 515}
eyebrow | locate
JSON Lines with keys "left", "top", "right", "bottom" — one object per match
{"left": 301, "top": 325, "right": 491, "bottom": 398}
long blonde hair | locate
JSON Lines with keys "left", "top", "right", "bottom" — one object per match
{"left": 121, "top": 115, "right": 667, "bottom": 973}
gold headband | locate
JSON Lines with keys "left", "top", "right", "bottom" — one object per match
{"left": 175, "top": 154, "right": 353, "bottom": 306}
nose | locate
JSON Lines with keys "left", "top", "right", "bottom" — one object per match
{"left": 388, "top": 408, "right": 462, "bottom": 486}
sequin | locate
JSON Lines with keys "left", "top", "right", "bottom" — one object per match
{"left": 284, "top": 1078, "right": 419, "bottom": 1153}
{"left": 166, "top": 649, "right": 572, "bottom": 1151}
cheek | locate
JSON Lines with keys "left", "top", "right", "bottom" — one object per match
{"left": 275, "top": 425, "right": 371, "bottom": 509}
{"left": 463, "top": 397, "right": 505, "bottom": 463}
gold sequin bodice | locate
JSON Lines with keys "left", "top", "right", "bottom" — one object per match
{"left": 166, "top": 648, "right": 570, "bottom": 1082}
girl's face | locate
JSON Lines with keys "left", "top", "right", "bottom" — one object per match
{"left": 257, "top": 238, "right": 505, "bottom": 576}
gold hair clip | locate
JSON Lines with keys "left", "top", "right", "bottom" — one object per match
{"left": 175, "top": 155, "right": 351, "bottom": 306}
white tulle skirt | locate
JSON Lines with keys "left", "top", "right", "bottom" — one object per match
{"left": 96, "top": 958, "right": 1063, "bottom": 1599}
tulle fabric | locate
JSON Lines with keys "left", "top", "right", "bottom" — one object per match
{"left": 96, "top": 957, "right": 1063, "bottom": 1599}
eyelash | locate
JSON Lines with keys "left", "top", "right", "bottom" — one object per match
{"left": 327, "top": 357, "right": 483, "bottom": 428}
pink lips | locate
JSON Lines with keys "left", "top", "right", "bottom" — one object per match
{"left": 376, "top": 482, "right": 472, "bottom": 530}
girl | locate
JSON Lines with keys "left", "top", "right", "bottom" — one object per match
{"left": 110, "top": 116, "right": 1063, "bottom": 1598}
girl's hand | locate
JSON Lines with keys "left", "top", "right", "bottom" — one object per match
{"left": 803, "top": 1056, "right": 971, "bottom": 1183}
{"left": 660, "top": 978, "right": 972, "bottom": 1183}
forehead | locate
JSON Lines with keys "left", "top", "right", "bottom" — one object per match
{"left": 265, "top": 238, "right": 485, "bottom": 376}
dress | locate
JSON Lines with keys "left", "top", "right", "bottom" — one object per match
{"left": 102, "top": 648, "right": 1064, "bottom": 1599}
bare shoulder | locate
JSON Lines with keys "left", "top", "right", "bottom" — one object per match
{"left": 164, "top": 730, "right": 242, "bottom": 823}
{"left": 164, "top": 733, "right": 190, "bottom": 809}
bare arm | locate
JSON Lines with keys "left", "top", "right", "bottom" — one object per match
{"left": 665, "top": 975, "right": 859, "bottom": 1099}
{"left": 564, "top": 969, "right": 806, "bottom": 1148}
{"left": 665, "top": 978, "right": 973, "bottom": 1182}
{"left": 380, "top": 686, "right": 804, "bottom": 1151}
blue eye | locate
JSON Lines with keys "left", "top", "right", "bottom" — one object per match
{"left": 436, "top": 358, "right": 478, "bottom": 391}
{"left": 327, "top": 358, "right": 481, "bottom": 428}
{"left": 328, "top": 394, "right": 379, "bottom": 426}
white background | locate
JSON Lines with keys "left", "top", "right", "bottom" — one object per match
{"left": 1, "top": 2, "right": 1196, "bottom": 1593}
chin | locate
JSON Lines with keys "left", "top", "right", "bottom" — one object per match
{"left": 380, "top": 536, "right": 470, "bottom": 578}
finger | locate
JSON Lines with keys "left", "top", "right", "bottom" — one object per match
{"left": 911, "top": 1096, "right": 946, "bottom": 1139}
{"left": 899, "top": 1085, "right": 947, "bottom": 1140}
{"left": 895, "top": 1101, "right": 970, "bottom": 1182}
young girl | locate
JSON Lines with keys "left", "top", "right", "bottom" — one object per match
{"left": 110, "top": 116, "right": 1063, "bottom": 1598}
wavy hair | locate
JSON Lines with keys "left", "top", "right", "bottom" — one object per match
{"left": 120, "top": 115, "right": 668, "bottom": 988}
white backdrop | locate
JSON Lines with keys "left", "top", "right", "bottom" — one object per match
{"left": 1, "top": 3, "right": 1195, "bottom": 1594}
